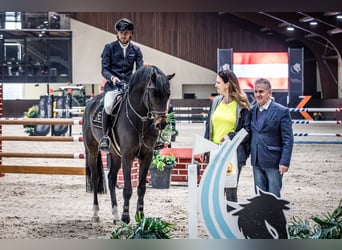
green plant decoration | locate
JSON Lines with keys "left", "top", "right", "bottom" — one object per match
{"left": 162, "top": 111, "right": 178, "bottom": 140}
{"left": 288, "top": 199, "right": 342, "bottom": 239}
{"left": 110, "top": 212, "right": 174, "bottom": 239}
{"left": 151, "top": 150, "right": 176, "bottom": 171}
{"left": 155, "top": 112, "right": 178, "bottom": 149}
{"left": 23, "top": 105, "right": 39, "bottom": 136}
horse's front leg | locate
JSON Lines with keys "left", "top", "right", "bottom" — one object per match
{"left": 108, "top": 154, "right": 121, "bottom": 224}
{"left": 136, "top": 162, "right": 149, "bottom": 218}
{"left": 121, "top": 159, "right": 133, "bottom": 224}
{"left": 92, "top": 194, "right": 100, "bottom": 222}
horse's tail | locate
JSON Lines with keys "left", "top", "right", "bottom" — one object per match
{"left": 85, "top": 151, "right": 107, "bottom": 194}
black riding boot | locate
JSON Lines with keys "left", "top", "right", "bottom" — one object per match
{"left": 99, "top": 111, "right": 113, "bottom": 152}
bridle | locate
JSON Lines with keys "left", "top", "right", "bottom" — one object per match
{"left": 124, "top": 74, "right": 168, "bottom": 155}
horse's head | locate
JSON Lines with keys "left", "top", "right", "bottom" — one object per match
{"left": 232, "top": 189, "right": 290, "bottom": 239}
{"left": 144, "top": 68, "right": 175, "bottom": 130}
{"left": 127, "top": 66, "right": 175, "bottom": 130}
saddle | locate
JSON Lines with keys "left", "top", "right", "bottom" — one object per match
{"left": 92, "top": 92, "right": 127, "bottom": 156}
{"left": 92, "top": 92, "right": 125, "bottom": 129}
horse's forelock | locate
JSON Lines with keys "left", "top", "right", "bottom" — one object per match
{"left": 129, "top": 65, "right": 170, "bottom": 97}
{"left": 154, "top": 73, "right": 170, "bottom": 96}
{"left": 150, "top": 66, "right": 170, "bottom": 95}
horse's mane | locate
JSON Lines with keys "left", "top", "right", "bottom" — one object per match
{"left": 128, "top": 65, "right": 170, "bottom": 95}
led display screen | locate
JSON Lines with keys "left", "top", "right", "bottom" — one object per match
{"left": 233, "top": 52, "right": 288, "bottom": 90}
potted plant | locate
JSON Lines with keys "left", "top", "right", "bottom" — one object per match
{"left": 149, "top": 150, "right": 176, "bottom": 189}
{"left": 23, "top": 105, "right": 39, "bottom": 136}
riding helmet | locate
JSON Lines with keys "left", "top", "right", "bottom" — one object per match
{"left": 114, "top": 18, "right": 134, "bottom": 33}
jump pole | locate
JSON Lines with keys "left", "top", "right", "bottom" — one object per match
{"left": 0, "top": 165, "right": 85, "bottom": 175}
{"left": 0, "top": 91, "right": 85, "bottom": 176}
{"left": 293, "top": 133, "right": 342, "bottom": 137}
{"left": 0, "top": 135, "right": 83, "bottom": 142}
{"left": 292, "top": 120, "right": 342, "bottom": 124}
{"left": 289, "top": 107, "right": 342, "bottom": 112}
{"left": 0, "top": 118, "right": 82, "bottom": 125}
{"left": 0, "top": 152, "right": 85, "bottom": 159}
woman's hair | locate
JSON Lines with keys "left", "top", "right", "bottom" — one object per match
{"left": 218, "top": 69, "right": 250, "bottom": 110}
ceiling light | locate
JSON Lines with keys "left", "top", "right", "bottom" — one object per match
{"left": 286, "top": 26, "right": 294, "bottom": 31}
{"left": 324, "top": 12, "right": 341, "bottom": 16}
{"left": 309, "top": 21, "right": 318, "bottom": 25}
{"left": 299, "top": 16, "right": 314, "bottom": 22}
{"left": 337, "top": 15, "right": 342, "bottom": 19}
{"left": 278, "top": 22, "right": 288, "bottom": 28}
{"left": 327, "top": 28, "right": 342, "bottom": 35}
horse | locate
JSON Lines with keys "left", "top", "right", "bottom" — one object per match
{"left": 82, "top": 65, "right": 174, "bottom": 224}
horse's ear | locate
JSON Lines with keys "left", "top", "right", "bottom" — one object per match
{"left": 167, "top": 73, "right": 175, "bottom": 80}
{"left": 148, "top": 73, "right": 157, "bottom": 89}
{"left": 151, "top": 72, "right": 156, "bottom": 82}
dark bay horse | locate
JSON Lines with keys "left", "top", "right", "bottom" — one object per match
{"left": 82, "top": 65, "right": 174, "bottom": 224}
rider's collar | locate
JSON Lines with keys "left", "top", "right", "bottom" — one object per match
{"left": 119, "top": 41, "right": 130, "bottom": 48}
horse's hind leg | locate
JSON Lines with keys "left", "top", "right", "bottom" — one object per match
{"left": 85, "top": 148, "right": 100, "bottom": 222}
{"left": 88, "top": 151, "right": 103, "bottom": 222}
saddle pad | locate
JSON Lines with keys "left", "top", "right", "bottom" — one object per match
{"left": 92, "top": 95, "right": 122, "bottom": 129}
{"left": 92, "top": 101, "right": 104, "bottom": 128}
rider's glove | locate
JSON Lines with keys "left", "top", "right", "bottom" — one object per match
{"left": 111, "top": 76, "right": 120, "bottom": 84}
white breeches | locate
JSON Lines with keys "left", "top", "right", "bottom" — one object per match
{"left": 103, "top": 89, "right": 120, "bottom": 114}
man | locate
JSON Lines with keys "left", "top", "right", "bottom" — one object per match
{"left": 99, "top": 18, "right": 144, "bottom": 152}
{"left": 250, "top": 78, "right": 293, "bottom": 197}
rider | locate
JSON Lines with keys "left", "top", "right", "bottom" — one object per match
{"left": 99, "top": 18, "right": 144, "bottom": 152}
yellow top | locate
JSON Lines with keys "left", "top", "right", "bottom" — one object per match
{"left": 211, "top": 100, "right": 237, "bottom": 144}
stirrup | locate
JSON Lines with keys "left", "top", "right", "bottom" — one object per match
{"left": 99, "top": 136, "right": 111, "bottom": 153}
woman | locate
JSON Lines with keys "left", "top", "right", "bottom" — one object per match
{"left": 201, "top": 68, "right": 251, "bottom": 210}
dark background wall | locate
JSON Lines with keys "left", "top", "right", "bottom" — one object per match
{"left": 3, "top": 12, "right": 340, "bottom": 118}
{"left": 71, "top": 12, "right": 325, "bottom": 99}
{"left": 70, "top": 12, "right": 289, "bottom": 72}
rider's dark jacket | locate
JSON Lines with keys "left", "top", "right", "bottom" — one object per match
{"left": 101, "top": 40, "right": 144, "bottom": 92}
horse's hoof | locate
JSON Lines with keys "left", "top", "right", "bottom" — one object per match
{"left": 121, "top": 216, "right": 130, "bottom": 224}
{"left": 91, "top": 216, "right": 100, "bottom": 222}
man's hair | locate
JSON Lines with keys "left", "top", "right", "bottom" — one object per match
{"left": 254, "top": 78, "right": 272, "bottom": 90}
